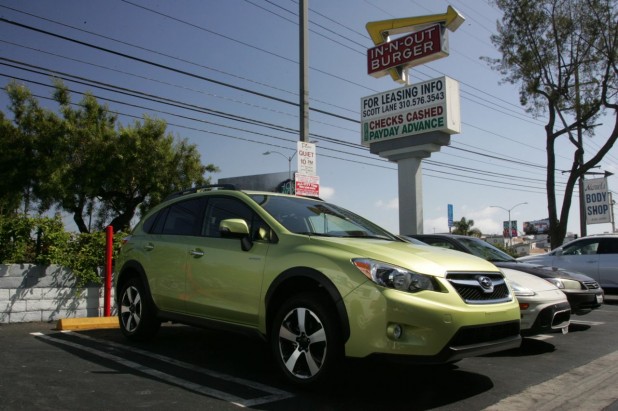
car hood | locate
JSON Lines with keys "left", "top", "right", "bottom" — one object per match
{"left": 493, "top": 261, "right": 595, "bottom": 282}
{"left": 311, "top": 237, "right": 500, "bottom": 278}
{"left": 499, "top": 267, "right": 562, "bottom": 292}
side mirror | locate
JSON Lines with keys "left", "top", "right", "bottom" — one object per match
{"left": 219, "top": 218, "right": 252, "bottom": 251}
{"left": 219, "top": 218, "right": 249, "bottom": 238}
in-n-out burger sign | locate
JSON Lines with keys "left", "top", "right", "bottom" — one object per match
{"left": 366, "top": 6, "right": 465, "bottom": 83}
{"left": 367, "top": 24, "right": 446, "bottom": 78}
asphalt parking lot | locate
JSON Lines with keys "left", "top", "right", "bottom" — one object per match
{"left": 1, "top": 295, "right": 618, "bottom": 411}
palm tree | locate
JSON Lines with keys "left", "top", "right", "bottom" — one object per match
{"left": 452, "top": 217, "right": 482, "bottom": 237}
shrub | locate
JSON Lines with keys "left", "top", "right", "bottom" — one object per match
{"left": 0, "top": 214, "right": 124, "bottom": 287}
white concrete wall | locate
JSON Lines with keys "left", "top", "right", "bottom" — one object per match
{"left": 0, "top": 264, "right": 115, "bottom": 324}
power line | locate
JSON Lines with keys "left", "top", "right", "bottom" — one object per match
{"left": 0, "top": 4, "right": 589, "bottom": 196}
{"left": 0, "top": 57, "right": 557, "bottom": 184}
{"left": 0, "top": 68, "right": 568, "bottom": 196}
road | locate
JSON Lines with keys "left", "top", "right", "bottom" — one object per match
{"left": 1, "top": 295, "right": 617, "bottom": 410}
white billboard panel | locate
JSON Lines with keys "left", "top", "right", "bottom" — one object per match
{"left": 584, "top": 177, "right": 611, "bottom": 224}
{"left": 360, "top": 76, "right": 460, "bottom": 146}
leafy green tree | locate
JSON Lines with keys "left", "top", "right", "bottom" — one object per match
{"left": 452, "top": 217, "right": 483, "bottom": 237}
{"left": 3, "top": 82, "right": 64, "bottom": 215}
{"left": 0, "top": 112, "right": 26, "bottom": 214}
{"left": 485, "top": 0, "right": 618, "bottom": 248}
{"left": 3, "top": 81, "right": 219, "bottom": 233}
{"left": 100, "top": 116, "right": 219, "bottom": 231}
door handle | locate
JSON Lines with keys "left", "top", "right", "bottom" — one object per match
{"left": 144, "top": 243, "right": 154, "bottom": 251}
{"left": 190, "top": 249, "right": 205, "bottom": 257}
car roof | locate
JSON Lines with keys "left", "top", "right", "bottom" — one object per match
{"left": 164, "top": 184, "right": 323, "bottom": 202}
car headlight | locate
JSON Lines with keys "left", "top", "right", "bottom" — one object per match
{"left": 509, "top": 280, "right": 536, "bottom": 297}
{"left": 545, "top": 278, "right": 565, "bottom": 289}
{"left": 352, "top": 258, "right": 438, "bottom": 293}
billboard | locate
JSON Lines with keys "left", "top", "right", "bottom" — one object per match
{"left": 523, "top": 219, "right": 550, "bottom": 235}
{"left": 360, "top": 76, "right": 460, "bottom": 146}
{"left": 367, "top": 24, "right": 448, "bottom": 78}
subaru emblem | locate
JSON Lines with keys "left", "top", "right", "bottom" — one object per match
{"left": 477, "top": 276, "right": 494, "bottom": 293}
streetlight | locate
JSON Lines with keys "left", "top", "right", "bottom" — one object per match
{"left": 490, "top": 202, "right": 528, "bottom": 248}
{"left": 263, "top": 150, "right": 296, "bottom": 187}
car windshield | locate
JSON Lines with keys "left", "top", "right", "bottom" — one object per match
{"left": 458, "top": 237, "right": 516, "bottom": 262}
{"left": 249, "top": 194, "right": 398, "bottom": 240}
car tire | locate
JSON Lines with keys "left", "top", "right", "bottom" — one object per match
{"left": 271, "top": 292, "right": 343, "bottom": 386}
{"left": 118, "top": 277, "right": 160, "bottom": 341}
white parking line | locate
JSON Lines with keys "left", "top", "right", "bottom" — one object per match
{"left": 528, "top": 334, "right": 553, "bottom": 341}
{"left": 31, "top": 332, "right": 293, "bottom": 407}
{"left": 569, "top": 320, "right": 605, "bottom": 326}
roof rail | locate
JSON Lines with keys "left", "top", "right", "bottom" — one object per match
{"left": 164, "top": 184, "right": 237, "bottom": 200}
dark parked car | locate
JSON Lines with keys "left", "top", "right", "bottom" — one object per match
{"left": 407, "top": 234, "right": 604, "bottom": 314}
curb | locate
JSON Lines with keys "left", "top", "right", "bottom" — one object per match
{"left": 56, "top": 316, "right": 119, "bottom": 331}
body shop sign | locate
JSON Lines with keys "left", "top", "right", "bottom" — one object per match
{"left": 584, "top": 177, "right": 611, "bottom": 224}
{"left": 360, "top": 76, "right": 460, "bottom": 146}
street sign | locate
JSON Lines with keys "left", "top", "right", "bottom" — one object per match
{"left": 295, "top": 173, "right": 319, "bottom": 197}
{"left": 448, "top": 204, "right": 453, "bottom": 228}
{"left": 584, "top": 177, "right": 611, "bottom": 224}
{"left": 297, "top": 141, "right": 316, "bottom": 176}
{"left": 502, "top": 221, "right": 517, "bottom": 237}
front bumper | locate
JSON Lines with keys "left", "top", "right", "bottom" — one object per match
{"left": 563, "top": 289, "right": 604, "bottom": 313}
{"left": 343, "top": 281, "right": 521, "bottom": 362}
{"left": 521, "top": 301, "right": 571, "bottom": 336}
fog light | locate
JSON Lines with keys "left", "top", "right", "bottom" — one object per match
{"left": 387, "top": 323, "right": 403, "bottom": 340}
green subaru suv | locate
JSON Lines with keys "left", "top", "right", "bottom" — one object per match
{"left": 115, "top": 186, "right": 521, "bottom": 385}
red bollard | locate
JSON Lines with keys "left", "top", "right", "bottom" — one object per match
{"left": 104, "top": 225, "right": 113, "bottom": 317}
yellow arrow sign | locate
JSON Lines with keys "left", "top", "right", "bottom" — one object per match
{"left": 366, "top": 6, "right": 465, "bottom": 45}
{"left": 366, "top": 6, "right": 465, "bottom": 82}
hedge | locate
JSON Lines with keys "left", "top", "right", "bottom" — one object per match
{"left": 0, "top": 214, "right": 125, "bottom": 287}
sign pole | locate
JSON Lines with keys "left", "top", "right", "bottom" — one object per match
{"left": 398, "top": 157, "right": 423, "bottom": 234}
{"left": 299, "top": 0, "right": 309, "bottom": 142}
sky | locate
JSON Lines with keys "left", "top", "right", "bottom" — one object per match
{"left": 0, "top": 0, "right": 616, "bottom": 238}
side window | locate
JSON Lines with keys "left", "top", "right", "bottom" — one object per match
{"left": 562, "top": 239, "right": 600, "bottom": 255}
{"left": 143, "top": 208, "right": 166, "bottom": 234}
{"left": 433, "top": 241, "right": 457, "bottom": 250}
{"left": 203, "top": 197, "right": 265, "bottom": 239}
{"left": 422, "top": 238, "right": 455, "bottom": 250}
{"left": 159, "top": 197, "right": 205, "bottom": 236}
{"left": 599, "top": 238, "right": 618, "bottom": 254}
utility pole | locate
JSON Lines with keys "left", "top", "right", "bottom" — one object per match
{"left": 575, "top": 67, "right": 587, "bottom": 237}
{"left": 299, "top": 0, "right": 309, "bottom": 143}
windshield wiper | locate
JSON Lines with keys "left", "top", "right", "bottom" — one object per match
{"left": 294, "top": 232, "right": 335, "bottom": 237}
{"left": 339, "top": 234, "right": 393, "bottom": 240}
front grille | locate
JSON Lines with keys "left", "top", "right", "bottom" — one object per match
{"left": 450, "top": 321, "right": 520, "bottom": 347}
{"left": 446, "top": 272, "right": 512, "bottom": 304}
{"left": 582, "top": 281, "right": 600, "bottom": 290}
